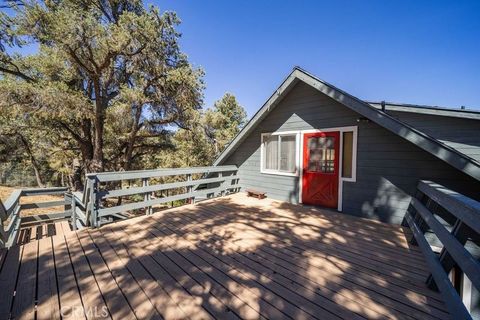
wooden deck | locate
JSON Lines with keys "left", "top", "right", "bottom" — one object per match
{"left": 0, "top": 193, "right": 450, "bottom": 320}
{"left": 16, "top": 220, "right": 72, "bottom": 246}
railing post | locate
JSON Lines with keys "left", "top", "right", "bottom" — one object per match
{"left": 408, "top": 190, "right": 430, "bottom": 245}
{"left": 187, "top": 174, "right": 194, "bottom": 204}
{"left": 0, "top": 200, "right": 6, "bottom": 248}
{"left": 143, "top": 178, "right": 152, "bottom": 215}
{"left": 426, "top": 220, "right": 471, "bottom": 289}
{"left": 71, "top": 193, "right": 77, "bottom": 231}
{"left": 166, "top": 189, "right": 173, "bottom": 208}
{"left": 219, "top": 172, "right": 225, "bottom": 197}
{"left": 236, "top": 172, "right": 241, "bottom": 193}
{"left": 87, "top": 177, "right": 99, "bottom": 227}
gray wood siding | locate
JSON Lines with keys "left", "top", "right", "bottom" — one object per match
{"left": 221, "top": 82, "right": 480, "bottom": 224}
{"left": 388, "top": 111, "right": 480, "bottom": 163}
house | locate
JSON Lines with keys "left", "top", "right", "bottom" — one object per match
{"left": 214, "top": 67, "right": 480, "bottom": 224}
{"left": 1, "top": 68, "right": 479, "bottom": 320}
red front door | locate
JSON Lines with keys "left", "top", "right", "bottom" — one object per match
{"left": 302, "top": 131, "right": 340, "bottom": 208}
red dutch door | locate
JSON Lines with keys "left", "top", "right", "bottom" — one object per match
{"left": 302, "top": 131, "right": 340, "bottom": 208}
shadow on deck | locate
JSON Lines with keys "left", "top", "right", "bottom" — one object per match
{"left": 0, "top": 193, "right": 449, "bottom": 320}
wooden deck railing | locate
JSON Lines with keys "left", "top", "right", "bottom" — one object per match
{"left": 81, "top": 165, "right": 239, "bottom": 227}
{"left": 405, "top": 180, "right": 480, "bottom": 320}
{"left": 0, "top": 187, "right": 70, "bottom": 247}
{"left": 0, "top": 165, "right": 239, "bottom": 247}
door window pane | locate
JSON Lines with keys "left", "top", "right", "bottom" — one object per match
{"left": 342, "top": 131, "right": 353, "bottom": 178}
{"left": 307, "top": 136, "right": 335, "bottom": 173}
{"left": 264, "top": 135, "right": 278, "bottom": 170}
{"left": 280, "top": 135, "right": 296, "bottom": 172}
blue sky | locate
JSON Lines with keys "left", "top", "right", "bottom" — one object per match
{"left": 153, "top": 0, "right": 480, "bottom": 115}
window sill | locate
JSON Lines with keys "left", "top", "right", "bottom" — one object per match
{"left": 260, "top": 170, "right": 299, "bottom": 177}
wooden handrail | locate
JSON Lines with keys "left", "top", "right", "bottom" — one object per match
{"left": 1, "top": 166, "right": 240, "bottom": 246}
{"left": 417, "top": 181, "right": 480, "bottom": 235}
{"left": 406, "top": 180, "right": 480, "bottom": 320}
{"left": 0, "top": 187, "right": 70, "bottom": 248}
{"left": 85, "top": 165, "right": 239, "bottom": 227}
{"left": 87, "top": 165, "right": 238, "bottom": 182}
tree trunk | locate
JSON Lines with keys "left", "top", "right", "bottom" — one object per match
{"left": 122, "top": 105, "right": 143, "bottom": 171}
{"left": 18, "top": 134, "right": 45, "bottom": 187}
{"left": 92, "top": 79, "right": 106, "bottom": 173}
{"left": 72, "top": 158, "right": 83, "bottom": 191}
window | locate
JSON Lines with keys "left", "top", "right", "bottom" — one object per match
{"left": 342, "top": 131, "right": 353, "bottom": 178}
{"left": 340, "top": 128, "right": 357, "bottom": 182}
{"left": 261, "top": 133, "right": 298, "bottom": 175}
{"left": 280, "top": 135, "right": 296, "bottom": 172}
{"left": 264, "top": 135, "right": 278, "bottom": 170}
{"left": 307, "top": 136, "right": 335, "bottom": 173}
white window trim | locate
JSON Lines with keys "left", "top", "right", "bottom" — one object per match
{"left": 260, "top": 126, "right": 358, "bottom": 212}
{"left": 298, "top": 126, "right": 358, "bottom": 211}
{"left": 260, "top": 131, "right": 300, "bottom": 177}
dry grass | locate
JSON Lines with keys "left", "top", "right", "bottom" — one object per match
{"left": 0, "top": 185, "right": 64, "bottom": 216}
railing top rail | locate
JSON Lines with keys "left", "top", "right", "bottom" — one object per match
{"left": 418, "top": 180, "right": 480, "bottom": 235}
{"left": 2, "top": 187, "right": 70, "bottom": 220}
{"left": 21, "top": 187, "right": 69, "bottom": 196}
{"left": 87, "top": 165, "right": 238, "bottom": 182}
{"left": 2, "top": 189, "right": 22, "bottom": 218}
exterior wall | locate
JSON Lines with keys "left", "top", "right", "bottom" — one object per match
{"left": 221, "top": 82, "right": 480, "bottom": 224}
{"left": 387, "top": 111, "right": 480, "bottom": 163}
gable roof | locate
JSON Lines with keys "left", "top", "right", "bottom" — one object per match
{"left": 214, "top": 67, "right": 480, "bottom": 182}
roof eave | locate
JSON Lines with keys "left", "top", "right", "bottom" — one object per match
{"left": 367, "top": 102, "right": 480, "bottom": 120}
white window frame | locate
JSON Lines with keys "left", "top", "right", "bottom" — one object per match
{"left": 298, "top": 126, "right": 358, "bottom": 211}
{"left": 260, "top": 131, "right": 300, "bottom": 177}
{"left": 338, "top": 128, "right": 358, "bottom": 183}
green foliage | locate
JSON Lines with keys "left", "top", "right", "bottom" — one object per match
{"left": 0, "top": 0, "right": 205, "bottom": 187}
{"left": 157, "top": 93, "right": 247, "bottom": 168}
{"left": 203, "top": 93, "right": 247, "bottom": 157}
{"left": 0, "top": 1, "right": 247, "bottom": 188}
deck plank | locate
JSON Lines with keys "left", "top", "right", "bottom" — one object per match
{"left": 37, "top": 237, "right": 61, "bottom": 320}
{"left": 0, "top": 245, "right": 23, "bottom": 319}
{"left": 214, "top": 201, "right": 425, "bottom": 259}
{"left": 87, "top": 229, "right": 163, "bottom": 320}
{"left": 112, "top": 212, "right": 344, "bottom": 319}
{"left": 147, "top": 225, "right": 316, "bottom": 320}
{"left": 94, "top": 227, "right": 239, "bottom": 320}
{"left": 11, "top": 240, "right": 38, "bottom": 320}
{"left": 98, "top": 227, "right": 193, "bottom": 320}
{"left": 64, "top": 231, "right": 111, "bottom": 320}
{"left": 152, "top": 208, "right": 443, "bottom": 320}
{"left": 0, "top": 193, "right": 451, "bottom": 320}
{"left": 75, "top": 231, "right": 136, "bottom": 320}
{"left": 210, "top": 202, "right": 428, "bottom": 272}
{"left": 154, "top": 214, "right": 407, "bottom": 319}
{"left": 193, "top": 203, "right": 433, "bottom": 282}
{"left": 153, "top": 197, "right": 448, "bottom": 319}
{"left": 0, "top": 248, "right": 6, "bottom": 270}
{"left": 191, "top": 204, "right": 427, "bottom": 282}
{"left": 194, "top": 201, "right": 441, "bottom": 300}
{"left": 106, "top": 226, "right": 216, "bottom": 320}
{"left": 139, "top": 220, "right": 342, "bottom": 320}
{"left": 52, "top": 231, "right": 86, "bottom": 320}
{"left": 111, "top": 223, "right": 282, "bottom": 320}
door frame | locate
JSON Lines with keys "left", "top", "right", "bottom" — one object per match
{"left": 298, "top": 126, "right": 358, "bottom": 211}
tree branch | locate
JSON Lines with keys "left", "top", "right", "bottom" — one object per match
{"left": 0, "top": 65, "right": 35, "bottom": 82}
